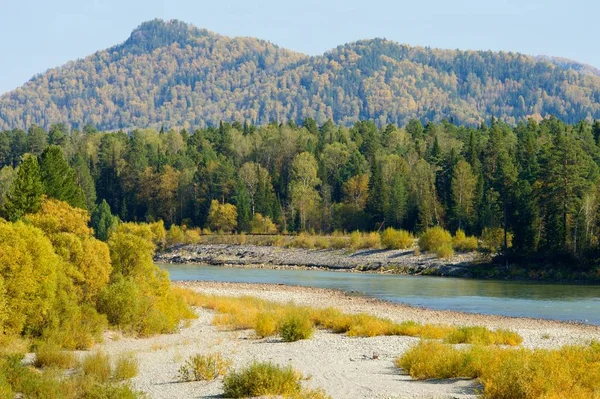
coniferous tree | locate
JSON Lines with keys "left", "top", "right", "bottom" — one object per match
{"left": 1, "top": 154, "right": 43, "bottom": 221}
{"left": 38, "top": 146, "right": 86, "bottom": 209}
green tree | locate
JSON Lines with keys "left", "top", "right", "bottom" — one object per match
{"left": 1, "top": 154, "right": 43, "bottom": 221}
{"left": 39, "top": 146, "right": 86, "bottom": 209}
{"left": 91, "top": 200, "right": 119, "bottom": 241}
{"left": 451, "top": 160, "right": 476, "bottom": 230}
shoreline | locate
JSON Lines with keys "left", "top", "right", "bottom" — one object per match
{"left": 95, "top": 281, "right": 600, "bottom": 399}
{"left": 156, "top": 243, "right": 600, "bottom": 284}
{"left": 173, "top": 281, "right": 600, "bottom": 338}
{"left": 156, "top": 243, "right": 481, "bottom": 277}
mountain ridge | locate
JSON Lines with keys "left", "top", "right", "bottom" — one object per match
{"left": 1, "top": 18, "right": 600, "bottom": 131}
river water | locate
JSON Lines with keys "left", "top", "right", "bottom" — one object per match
{"left": 159, "top": 264, "right": 600, "bottom": 325}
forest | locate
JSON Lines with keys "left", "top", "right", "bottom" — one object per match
{"left": 2, "top": 19, "right": 600, "bottom": 131}
{"left": 1, "top": 116, "right": 600, "bottom": 273}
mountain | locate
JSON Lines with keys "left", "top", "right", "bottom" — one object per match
{"left": 1, "top": 19, "right": 600, "bottom": 131}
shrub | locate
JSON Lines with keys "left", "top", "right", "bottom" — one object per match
{"left": 396, "top": 341, "right": 476, "bottom": 380}
{"left": 34, "top": 343, "right": 77, "bottom": 369}
{"left": 222, "top": 361, "right": 302, "bottom": 398}
{"left": 178, "top": 353, "right": 231, "bottom": 382}
{"left": 113, "top": 353, "right": 139, "bottom": 381}
{"left": 183, "top": 228, "right": 202, "bottom": 244}
{"left": 82, "top": 351, "right": 111, "bottom": 383}
{"left": 166, "top": 225, "right": 185, "bottom": 246}
{"left": 397, "top": 341, "right": 600, "bottom": 399}
{"left": 381, "top": 228, "right": 414, "bottom": 250}
{"left": 279, "top": 311, "right": 314, "bottom": 342}
{"left": 444, "top": 326, "right": 523, "bottom": 346}
{"left": 452, "top": 229, "right": 478, "bottom": 252}
{"left": 254, "top": 312, "right": 278, "bottom": 338}
{"left": 350, "top": 231, "right": 381, "bottom": 250}
{"left": 288, "top": 233, "right": 315, "bottom": 249}
{"left": 436, "top": 243, "right": 454, "bottom": 259}
{"left": 207, "top": 200, "right": 238, "bottom": 232}
{"left": 418, "top": 226, "right": 452, "bottom": 253}
{"left": 250, "top": 213, "right": 278, "bottom": 234}
{"left": 480, "top": 227, "right": 513, "bottom": 253}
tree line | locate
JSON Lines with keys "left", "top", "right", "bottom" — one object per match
{"left": 2, "top": 116, "right": 600, "bottom": 269}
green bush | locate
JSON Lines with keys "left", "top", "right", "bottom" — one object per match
{"left": 381, "top": 228, "right": 414, "bottom": 250}
{"left": 222, "top": 361, "right": 302, "bottom": 398}
{"left": 452, "top": 229, "right": 478, "bottom": 252}
{"left": 178, "top": 353, "right": 231, "bottom": 381}
{"left": 418, "top": 226, "right": 452, "bottom": 253}
{"left": 481, "top": 227, "right": 513, "bottom": 253}
{"left": 279, "top": 311, "right": 314, "bottom": 342}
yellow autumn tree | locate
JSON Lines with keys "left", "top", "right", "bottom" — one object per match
{"left": 0, "top": 220, "right": 59, "bottom": 337}
{"left": 98, "top": 222, "right": 194, "bottom": 336}
{"left": 207, "top": 200, "right": 238, "bottom": 232}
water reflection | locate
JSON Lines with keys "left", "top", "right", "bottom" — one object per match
{"left": 159, "top": 264, "right": 600, "bottom": 325}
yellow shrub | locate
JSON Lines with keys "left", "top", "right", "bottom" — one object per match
{"left": 113, "top": 353, "right": 139, "bottom": 381}
{"left": 34, "top": 343, "right": 77, "bottom": 369}
{"left": 254, "top": 312, "right": 278, "bottom": 338}
{"left": 350, "top": 231, "right": 381, "bottom": 250}
{"left": 223, "top": 361, "right": 302, "bottom": 398}
{"left": 178, "top": 353, "right": 231, "bottom": 381}
{"left": 381, "top": 228, "right": 414, "bottom": 250}
{"left": 452, "top": 229, "right": 478, "bottom": 252}
{"left": 418, "top": 226, "right": 452, "bottom": 252}
{"left": 184, "top": 228, "right": 202, "bottom": 244}
{"left": 250, "top": 213, "right": 278, "bottom": 234}
{"left": 288, "top": 233, "right": 316, "bottom": 249}
{"left": 82, "top": 351, "right": 111, "bottom": 383}
{"left": 166, "top": 225, "right": 185, "bottom": 246}
{"left": 436, "top": 243, "right": 454, "bottom": 259}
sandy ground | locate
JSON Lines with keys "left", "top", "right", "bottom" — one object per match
{"left": 96, "top": 282, "right": 600, "bottom": 399}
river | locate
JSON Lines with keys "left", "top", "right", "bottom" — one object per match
{"left": 159, "top": 263, "right": 600, "bottom": 325}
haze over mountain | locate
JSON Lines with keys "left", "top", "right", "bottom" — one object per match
{"left": 1, "top": 19, "right": 600, "bottom": 131}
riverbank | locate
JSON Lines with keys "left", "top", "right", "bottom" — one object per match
{"left": 96, "top": 281, "right": 600, "bottom": 399}
{"left": 156, "top": 243, "right": 480, "bottom": 277}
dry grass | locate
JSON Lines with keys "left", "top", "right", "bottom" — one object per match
{"left": 178, "top": 352, "right": 231, "bottom": 382}
{"left": 82, "top": 351, "right": 111, "bottom": 383}
{"left": 113, "top": 353, "right": 139, "bottom": 381}
{"left": 222, "top": 361, "right": 302, "bottom": 398}
{"left": 396, "top": 340, "right": 600, "bottom": 399}
{"left": 178, "top": 289, "right": 521, "bottom": 346}
{"left": 34, "top": 343, "right": 77, "bottom": 369}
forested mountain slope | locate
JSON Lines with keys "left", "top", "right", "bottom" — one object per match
{"left": 1, "top": 19, "right": 600, "bottom": 130}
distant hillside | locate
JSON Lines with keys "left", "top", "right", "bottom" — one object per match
{"left": 1, "top": 19, "right": 600, "bottom": 130}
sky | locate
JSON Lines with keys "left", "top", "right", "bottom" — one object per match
{"left": 0, "top": 0, "right": 598, "bottom": 95}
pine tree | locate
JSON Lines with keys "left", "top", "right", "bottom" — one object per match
{"left": 1, "top": 154, "right": 43, "bottom": 221}
{"left": 91, "top": 200, "right": 119, "bottom": 241}
{"left": 38, "top": 146, "right": 86, "bottom": 209}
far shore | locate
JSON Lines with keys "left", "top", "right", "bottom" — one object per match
{"left": 96, "top": 281, "right": 600, "bottom": 399}
{"left": 155, "top": 243, "right": 480, "bottom": 277}
{"left": 156, "top": 242, "right": 600, "bottom": 283}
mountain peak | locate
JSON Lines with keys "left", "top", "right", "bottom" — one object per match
{"left": 120, "top": 19, "right": 211, "bottom": 54}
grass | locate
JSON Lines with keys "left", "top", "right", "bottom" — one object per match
{"left": 113, "top": 353, "right": 139, "bottom": 381}
{"left": 176, "top": 289, "right": 522, "bottom": 346}
{"left": 222, "top": 361, "right": 302, "bottom": 398}
{"left": 34, "top": 343, "right": 77, "bottom": 369}
{"left": 1, "top": 352, "right": 144, "bottom": 399}
{"left": 178, "top": 353, "right": 231, "bottom": 382}
{"left": 396, "top": 340, "right": 600, "bottom": 399}
{"left": 82, "top": 351, "right": 112, "bottom": 383}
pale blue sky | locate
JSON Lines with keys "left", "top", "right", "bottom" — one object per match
{"left": 0, "top": 0, "right": 597, "bottom": 95}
